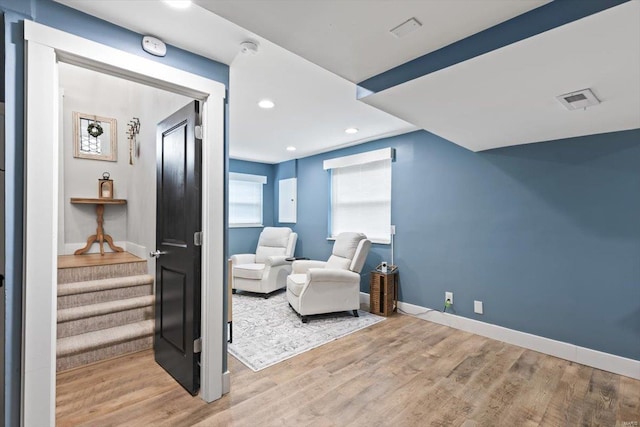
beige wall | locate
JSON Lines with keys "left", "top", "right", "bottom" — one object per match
{"left": 58, "top": 63, "right": 191, "bottom": 255}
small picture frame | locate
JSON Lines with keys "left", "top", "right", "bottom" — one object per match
{"left": 73, "top": 112, "right": 117, "bottom": 162}
{"left": 98, "top": 172, "right": 114, "bottom": 199}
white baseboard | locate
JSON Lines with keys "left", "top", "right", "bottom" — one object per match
{"left": 63, "top": 241, "right": 128, "bottom": 255}
{"left": 360, "top": 292, "right": 639, "bottom": 380}
{"left": 221, "top": 370, "right": 231, "bottom": 394}
{"left": 63, "top": 241, "right": 147, "bottom": 259}
{"left": 124, "top": 241, "right": 148, "bottom": 260}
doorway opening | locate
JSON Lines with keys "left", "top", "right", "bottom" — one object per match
{"left": 24, "top": 21, "right": 226, "bottom": 425}
{"left": 56, "top": 60, "right": 196, "bottom": 377}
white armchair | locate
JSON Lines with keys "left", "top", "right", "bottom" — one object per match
{"left": 231, "top": 227, "right": 297, "bottom": 297}
{"left": 286, "top": 232, "right": 371, "bottom": 322}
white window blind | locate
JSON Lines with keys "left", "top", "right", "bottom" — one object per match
{"left": 326, "top": 148, "right": 392, "bottom": 244}
{"left": 229, "top": 172, "right": 266, "bottom": 227}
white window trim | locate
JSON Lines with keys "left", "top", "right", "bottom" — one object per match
{"left": 229, "top": 172, "right": 267, "bottom": 184}
{"left": 323, "top": 147, "right": 393, "bottom": 170}
{"left": 229, "top": 172, "right": 266, "bottom": 228}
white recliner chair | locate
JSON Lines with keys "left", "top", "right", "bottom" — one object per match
{"left": 286, "top": 232, "right": 371, "bottom": 322}
{"left": 231, "top": 227, "right": 298, "bottom": 297}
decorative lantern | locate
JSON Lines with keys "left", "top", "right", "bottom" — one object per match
{"left": 98, "top": 172, "right": 114, "bottom": 199}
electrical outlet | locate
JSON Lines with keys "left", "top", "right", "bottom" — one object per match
{"left": 390, "top": 225, "right": 396, "bottom": 235}
{"left": 445, "top": 291, "right": 453, "bottom": 305}
{"left": 474, "top": 300, "right": 483, "bottom": 314}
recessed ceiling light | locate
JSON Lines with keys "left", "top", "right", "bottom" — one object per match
{"left": 164, "top": 0, "right": 192, "bottom": 9}
{"left": 345, "top": 127, "right": 359, "bottom": 134}
{"left": 286, "top": 146, "right": 297, "bottom": 152}
{"left": 258, "top": 99, "right": 275, "bottom": 109}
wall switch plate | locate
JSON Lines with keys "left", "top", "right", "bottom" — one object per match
{"left": 445, "top": 291, "right": 453, "bottom": 305}
{"left": 390, "top": 225, "right": 396, "bottom": 235}
{"left": 474, "top": 300, "right": 483, "bottom": 314}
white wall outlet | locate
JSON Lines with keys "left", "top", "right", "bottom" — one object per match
{"left": 474, "top": 300, "right": 483, "bottom": 314}
{"left": 445, "top": 292, "right": 453, "bottom": 305}
{"left": 390, "top": 225, "right": 396, "bottom": 235}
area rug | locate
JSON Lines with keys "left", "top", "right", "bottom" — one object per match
{"left": 228, "top": 290, "right": 385, "bottom": 371}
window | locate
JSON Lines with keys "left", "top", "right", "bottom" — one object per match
{"left": 229, "top": 172, "right": 267, "bottom": 227}
{"left": 324, "top": 148, "right": 392, "bottom": 244}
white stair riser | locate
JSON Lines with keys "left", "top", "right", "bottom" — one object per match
{"left": 58, "top": 284, "right": 153, "bottom": 310}
{"left": 57, "top": 336, "right": 153, "bottom": 372}
{"left": 58, "top": 306, "right": 154, "bottom": 338}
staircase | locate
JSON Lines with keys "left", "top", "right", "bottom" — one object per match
{"left": 57, "top": 253, "right": 155, "bottom": 371}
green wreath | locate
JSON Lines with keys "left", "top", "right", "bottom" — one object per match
{"left": 87, "top": 121, "right": 104, "bottom": 138}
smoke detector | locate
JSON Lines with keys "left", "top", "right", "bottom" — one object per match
{"left": 240, "top": 41, "right": 259, "bottom": 55}
{"left": 556, "top": 88, "right": 600, "bottom": 111}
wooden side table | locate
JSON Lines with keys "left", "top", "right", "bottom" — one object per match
{"left": 370, "top": 270, "right": 398, "bottom": 316}
{"left": 70, "top": 197, "right": 127, "bottom": 256}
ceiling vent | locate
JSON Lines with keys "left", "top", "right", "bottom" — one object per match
{"left": 556, "top": 88, "right": 600, "bottom": 111}
{"left": 390, "top": 18, "right": 422, "bottom": 38}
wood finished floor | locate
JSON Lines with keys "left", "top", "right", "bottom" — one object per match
{"left": 58, "top": 252, "right": 144, "bottom": 269}
{"left": 56, "top": 314, "right": 640, "bottom": 427}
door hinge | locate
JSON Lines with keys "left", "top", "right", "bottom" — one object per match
{"left": 194, "top": 337, "right": 202, "bottom": 354}
{"left": 195, "top": 125, "right": 203, "bottom": 140}
{"left": 194, "top": 231, "right": 203, "bottom": 246}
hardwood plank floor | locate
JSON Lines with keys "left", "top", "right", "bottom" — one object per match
{"left": 56, "top": 314, "right": 640, "bottom": 426}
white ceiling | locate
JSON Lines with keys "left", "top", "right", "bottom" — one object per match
{"left": 54, "top": 0, "right": 639, "bottom": 161}
{"left": 54, "top": 0, "right": 416, "bottom": 163}
{"left": 362, "top": 1, "right": 640, "bottom": 151}
{"left": 229, "top": 41, "right": 416, "bottom": 163}
{"left": 197, "top": 0, "right": 551, "bottom": 83}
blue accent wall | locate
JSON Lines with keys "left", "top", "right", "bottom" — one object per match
{"left": 0, "top": 15, "right": 4, "bottom": 102}
{"left": 2, "top": 12, "right": 25, "bottom": 426}
{"left": 33, "top": 1, "right": 228, "bottom": 85}
{"left": 289, "top": 129, "right": 640, "bottom": 360}
{"left": 228, "top": 159, "right": 275, "bottom": 256}
{"left": 0, "top": 1, "right": 229, "bottom": 423}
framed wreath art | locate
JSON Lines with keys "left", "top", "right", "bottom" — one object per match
{"left": 87, "top": 121, "right": 103, "bottom": 138}
{"left": 73, "top": 112, "right": 117, "bottom": 162}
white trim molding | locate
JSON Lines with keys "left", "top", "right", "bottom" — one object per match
{"left": 229, "top": 172, "right": 267, "bottom": 184}
{"left": 323, "top": 147, "right": 394, "bottom": 170}
{"left": 360, "top": 292, "right": 640, "bottom": 380}
{"left": 23, "top": 20, "right": 227, "bottom": 426}
{"left": 123, "top": 242, "right": 148, "bottom": 261}
{"left": 63, "top": 241, "right": 128, "bottom": 256}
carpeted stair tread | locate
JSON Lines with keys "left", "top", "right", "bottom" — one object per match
{"left": 57, "top": 295, "right": 154, "bottom": 323}
{"left": 57, "top": 319, "right": 154, "bottom": 357}
{"left": 58, "top": 274, "right": 154, "bottom": 296}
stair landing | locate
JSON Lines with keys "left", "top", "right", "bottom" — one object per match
{"left": 58, "top": 252, "right": 148, "bottom": 285}
{"left": 58, "top": 252, "right": 145, "bottom": 268}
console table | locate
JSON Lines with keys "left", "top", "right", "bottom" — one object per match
{"left": 70, "top": 197, "right": 127, "bottom": 255}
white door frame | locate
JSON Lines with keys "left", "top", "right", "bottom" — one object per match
{"left": 23, "top": 21, "right": 226, "bottom": 426}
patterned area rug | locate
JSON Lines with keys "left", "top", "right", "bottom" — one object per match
{"left": 228, "top": 290, "right": 385, "bottom": 371}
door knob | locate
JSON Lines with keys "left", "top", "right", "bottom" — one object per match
{"left": 150, "top": 250, "right": 167, "bottom": 258}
